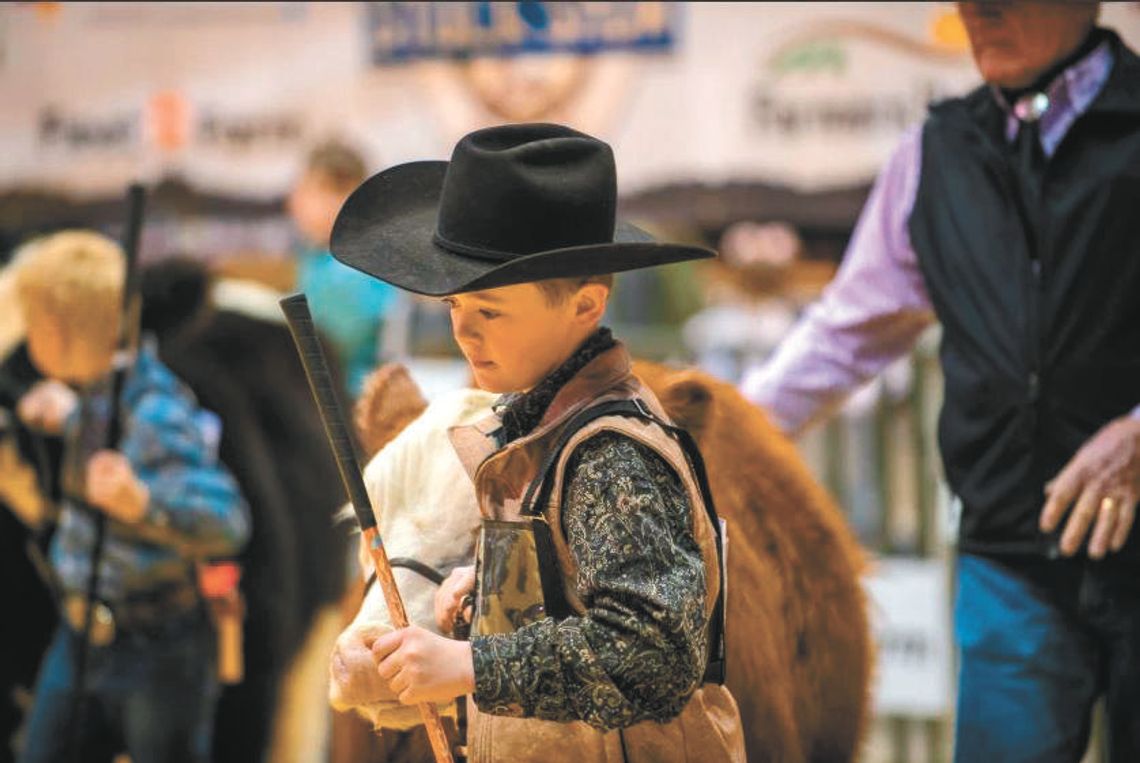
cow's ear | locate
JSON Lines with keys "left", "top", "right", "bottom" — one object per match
{"left": 660, "top": 372, "right": 713, "bottom": 433}
{"left": 355, "top": 363, "right": 428, "bottom": 458}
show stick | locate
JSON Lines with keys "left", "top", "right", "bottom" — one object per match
{"left": 279, "top": 293, "right": 454, "bottom": 763}
{"left": 70, "top": 182, "right": 146, "bottom": 763}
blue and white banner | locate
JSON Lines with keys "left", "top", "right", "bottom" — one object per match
{"left": 367, "top": 2, "right": 677, "bottom": 63}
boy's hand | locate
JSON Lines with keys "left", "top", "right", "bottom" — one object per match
{"left": 17, "top": 380, "right": 78, "bottom": 435}
{"left": 434, "top": 565, "right": 475, "bottom": 634}
{"left": 372, "top": 625, "right": 475, "bottom": 705}
{"left": 85, "top": 450, "right": 149, "bottom": 524}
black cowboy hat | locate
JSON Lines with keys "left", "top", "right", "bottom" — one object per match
{"left": 329, "top": 123, "right": 714, "bottom": 296}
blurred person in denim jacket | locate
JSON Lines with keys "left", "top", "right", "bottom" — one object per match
{"left": 12, "top": 231, "right": 249, "bottom": 763}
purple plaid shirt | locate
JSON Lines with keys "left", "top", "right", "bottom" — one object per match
{"left": 741, "top": 38, "right": 1140, "bottom": 435}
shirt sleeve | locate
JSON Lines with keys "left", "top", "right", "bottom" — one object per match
{"left": 740, "top": 124, "right": 936, "bottom": 437}
{"left": 470, "top": 432, "right": 708, "bottom": 730}
{"left": 116, "top": 389, "right": 250, "bottom": 558}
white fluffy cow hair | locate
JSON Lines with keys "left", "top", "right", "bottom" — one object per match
{"left": 329, "top": 386, "right": 495, "bottom": 730}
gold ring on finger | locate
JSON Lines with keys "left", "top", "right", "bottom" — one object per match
{"left": 1100, "top": 496, "right": 1118, "bottom": 514}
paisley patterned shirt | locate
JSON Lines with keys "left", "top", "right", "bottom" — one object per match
{"left": 470, "top": 330, "right": 708, "bottom": 730}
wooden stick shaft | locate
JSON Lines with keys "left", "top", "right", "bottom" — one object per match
{"left": 280, "top": 294, "right": 452, "bottom": 763}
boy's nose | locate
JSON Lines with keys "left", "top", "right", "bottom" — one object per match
{"left": 451, "top": 310, "right": 480, "bottom": 342}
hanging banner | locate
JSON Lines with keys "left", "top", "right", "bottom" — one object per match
{"left": 2, "top": 2, "right": 1139, "bottom": 198}
{"left": 366, "top": 1, "right": 677, "bottom": 63}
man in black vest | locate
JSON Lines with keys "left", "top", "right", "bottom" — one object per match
{"left": 742, "top": 3, "right": 1140, "bottom": 761}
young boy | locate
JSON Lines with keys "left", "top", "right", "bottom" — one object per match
{"left": 332, "top": 123, "right": 745, "bottom": 761}
{"left": 14, "top": 231, "right": 250, "bottom": 763}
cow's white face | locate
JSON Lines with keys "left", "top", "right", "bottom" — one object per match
{"left": 328, "top": 388, "right": 494, "bottom": 729}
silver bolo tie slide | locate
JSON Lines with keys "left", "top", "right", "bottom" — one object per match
{"left": 1014, "top": 91, "right": 1050, "bottom": 123}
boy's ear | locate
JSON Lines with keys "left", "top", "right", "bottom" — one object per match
{"left": 574, "top": 283, "right": 609, "bottom": 325}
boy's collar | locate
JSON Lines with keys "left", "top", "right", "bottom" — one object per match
{"left": 494, "top": 327, "right": 617, "bottom": 443}
{"left": 447, "top": 334, "right": 633, "bottom": 480}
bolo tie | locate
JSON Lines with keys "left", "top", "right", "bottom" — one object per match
{"left": 1011, "top": 91, "right": 1049, "bottom": 258}
{"left": 1012, "top": 91, "right": 1049, "bottom": 485}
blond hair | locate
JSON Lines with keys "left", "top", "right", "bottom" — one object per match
{"left": 16, "top": 230, "right": 124, "bottom": 355}
{"left": 534, "top": 273, "right": 614, "bottom": 305}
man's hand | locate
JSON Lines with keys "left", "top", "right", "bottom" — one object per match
{"left": 1040, "top": 416, "right": 1140, "bottom": 559}
{"left": 371, "top": 625, "right": 475, "bottom": 705}
{"left": 17, "top": 380, "right": 77, "bottom": 435}
{"left": 434, "top": 565, "right": 475, "bottom": 635}
{"left": 85, "top": 450, "right": 149, "bottom": 524}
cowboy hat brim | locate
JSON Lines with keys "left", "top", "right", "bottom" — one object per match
{"left": 330, "top": 161, "right": 715, "bottom": 296}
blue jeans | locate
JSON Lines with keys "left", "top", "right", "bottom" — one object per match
{"left": 19, "top": 611, "right": 218, "bottom": 763}
{"left": 954, "top": 553, "right": 1140, "bottom": 763}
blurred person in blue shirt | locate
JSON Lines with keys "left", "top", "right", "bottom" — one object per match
{"left": 11, "top": 231, "right": 249, "bottom": 763}
{"left": 288, "top": 141, "right": 398, "bottom": 394}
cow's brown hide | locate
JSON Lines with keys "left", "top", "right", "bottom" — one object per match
{"left": 333, "top": 361, "right": 871, "bottom": 763}
{"left": 633, "top": 361, "right": 871, "bottom": 763}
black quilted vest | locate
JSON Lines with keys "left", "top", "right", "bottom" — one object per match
{"left": 908, "top": 33, "right": 1140, "bottom": 559}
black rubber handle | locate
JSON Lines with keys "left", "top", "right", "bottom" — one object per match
{"left": 279, "top": 293, "right": 377, "bottom": 531}
{"left": 106, "top": 183, "right": 146, "bottom": 448}
{"left": 120, "top": 183, "right": 146, "bottom": 315}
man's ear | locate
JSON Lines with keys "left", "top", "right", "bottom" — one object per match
{"left": 573, "top": 283, "right": 609, "bottom": 326}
